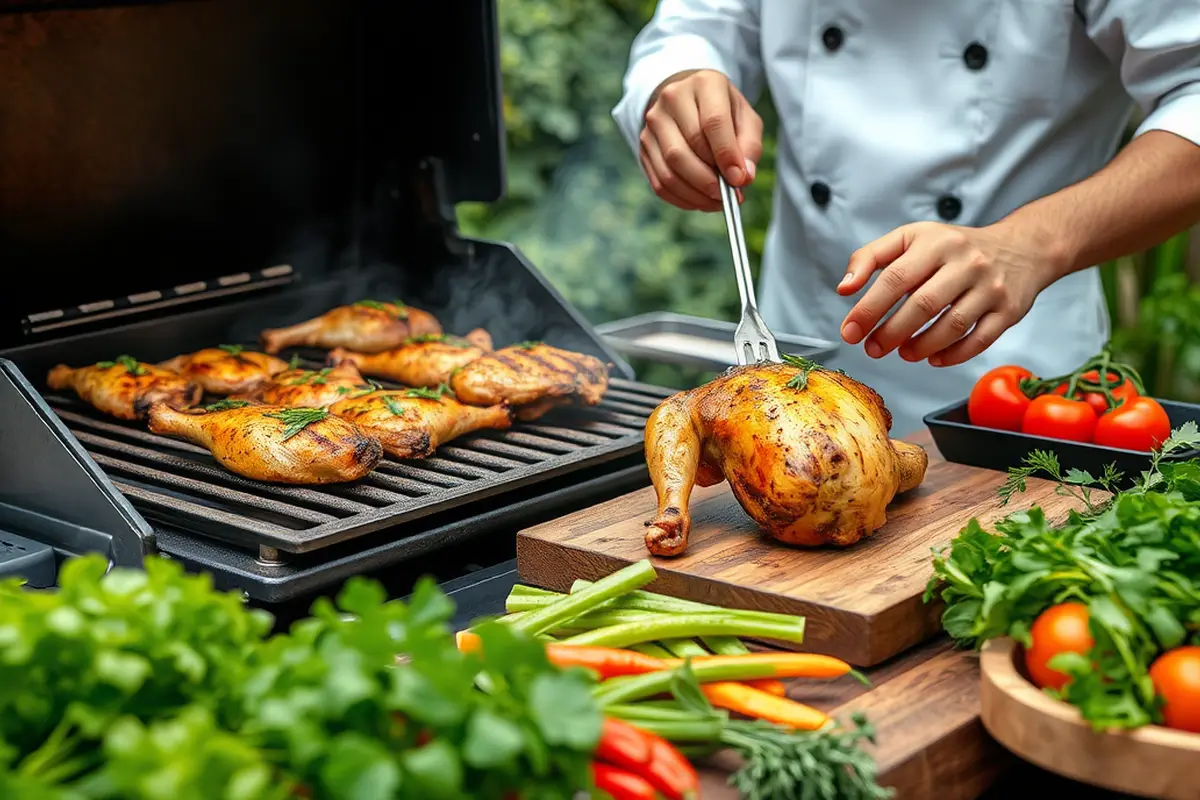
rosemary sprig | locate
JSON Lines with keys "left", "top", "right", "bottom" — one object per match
{"left": 96, "top": 355, "right": 146, "bottom": 376}
{"left": 288, "top": 367, "right": 333, "bottom": 386}
{"left": 780, "top": 353, "right": 836, "bottom": 390}
{"left": 405, "top": 384, "right": 453, "bottom": 401}
{"left": 383, "top": 396, "right": 409, "bottom": 416}
{"left": 204, "top": 399, "right": 250, "bottom": 412}
{"left": 354, "top": 299, "right": 408, "bottom": 319}
{"left": 516, "top": 340, "right": 543, "bottom": 350}
{"left": 264, "top": 408, "right": 328, "bottom": 440}
{"left": 217, "top": 344, "right": 245, "bottom": 355}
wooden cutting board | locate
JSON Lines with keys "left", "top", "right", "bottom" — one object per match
{"left": 517, "top": 435, "right": 1081, "bottom": 666}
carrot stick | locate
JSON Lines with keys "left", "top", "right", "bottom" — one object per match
{"left": 749, "top": 679, "right": 788, "bottom": 697}
{"left": 701, "top": 682, "right": 829, "bottom": 730}
{"left": 661, "top": 652, "right": 853, "bottom": 679}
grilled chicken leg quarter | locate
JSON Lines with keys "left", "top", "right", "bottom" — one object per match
{"left": 147, "top": 402, "right": 382, "bottom": 484}
{"left": 260, "top": 301, "right": 442, "bottom": 354}
{"left": 328, "top": 389, "right": 511, "bottom": 459}
{"left": 47, "top": 357, "right": 201, "bottom": 420}
{"left": 159, "top": 346, "right": 289, "bottom": 395}
{"left": 643, "top": 361, "right": 928, "bottom": 557}
{"left": 328, "top": 330, "right": 493, "bottom": 387}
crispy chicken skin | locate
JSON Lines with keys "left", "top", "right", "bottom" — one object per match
{"left": 47, "top": 358, "right": 201, "bottom": 420}
{"left": 644, "top": 362, "right": 928, "bottom": 556}
{"left": 328, "top": 389, "right": 512, "bottom": 459}
{"left": 147, "top": 401, "right": 382, "bottom": 484}
{"left": 236, "top": 362, "right": 375, "bottom": 408}
{"left": 260, "top": 301, "right": 442, "bottom": 354}
{"left": 158, "top": 346, "right": 289, "bottom": 395}
{"left": 449, "top": 343, "right": 609, "bottom": 421}
{"left": 328, "top": 329, "right": 493, "bottom": 388}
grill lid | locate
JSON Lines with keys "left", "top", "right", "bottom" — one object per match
{"left": 0, "top": 0, "right": 505, "bottom": 346}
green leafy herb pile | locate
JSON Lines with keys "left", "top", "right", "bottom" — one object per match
{"left": 0, "top": 555, "right": 601, "bottom": 799}
{"left": 926, "top": 422, "right": 1200, "bottom": 729}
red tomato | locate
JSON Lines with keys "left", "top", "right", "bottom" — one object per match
{"left": 1024, "top": 603, "right": 1094, "bottom": 691}
{"left": 1092, "top": 396, "right": 1172, "bottom": 452}
{"left": 1052, "top": 370, "right": 1139, "bottom": 417}
{"left": 968, "top": 366, "right": 1035, "bottom": 431}
{"left": 1021, "top": 395, "right": 1098, "bottom": 443}
{"left": 1149, "top": 646, "right": 1200, "bottom": 732}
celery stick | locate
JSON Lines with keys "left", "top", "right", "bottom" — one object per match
{"left": 630, "top": 642, "right": 674, "bottom": 659}
{"left": 506, "top": 560, "right": 657, "bottom": 637}
{"left": 596, "top": 660, "right": 780, "bottom": 705}
{"left": 702, "top": 636, "right": 749, "bottom": 655}
{"left": 604, "top": 703, "right": 716, "bottom": 722}
{"left": 571, "top": 579, "right": 803, "bottom": 628}
{"left": 563, "top": 613, "right": 805, "bottom": 650}
{"left": 661, "top": 638, "right": 710, "bottom": 658}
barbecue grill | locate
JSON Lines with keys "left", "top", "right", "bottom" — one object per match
{"left": 0, "top": 0, "right": 669, "bottom": 604}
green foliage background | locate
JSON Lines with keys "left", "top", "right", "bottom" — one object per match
{"left": 458, "top": 0, "right": 1200, "bottom": 400}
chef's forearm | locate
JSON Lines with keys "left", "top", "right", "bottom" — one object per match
{"left": 998, "top": 130, "right": 1200, "bottom": 285}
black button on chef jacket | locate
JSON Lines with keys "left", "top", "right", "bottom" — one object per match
{"left": 810, "top": 182, "right": 831, "bottom": 207}
{"left": 963, "top": 42, "right": 988, "bottom": 70}
{"left": 937, "top": 195, "right": 963, "bottom": 221}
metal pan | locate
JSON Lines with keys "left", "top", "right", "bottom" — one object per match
{"left": 595, "top": 312, "right": 838, "bottom": 372}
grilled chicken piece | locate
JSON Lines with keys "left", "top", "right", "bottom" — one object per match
{"left": 236, "top": 362, "right": 375, "bottom": 408}
{"left": 328, "top": 329, "right": 493, "bottom": 388}
{"left": 449, "top": 343, "right": 609, "bottom": 421}
{"left": 158, "top": 345, "right": 290, "bottom": 395}
{"left": 260, "top": 300, "right": 442, "bottom": 354}
{"left": 328, "top": 387, "right": 512, "bottom": 459}
{"left": 47, "top": 356, "right": 201, "bottom": 420}
{"left": 643, "top": 360, "right": 928, "bottom": 557}
{"left": 147, "top": 400, "right": 382, "bottom": 484}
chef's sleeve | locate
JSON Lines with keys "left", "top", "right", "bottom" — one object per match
{"left": 612, "top": 0, "right": 764, "bottom": 155}
{"left": 1080, "top": 1, "right": 1200, "bottom": 146}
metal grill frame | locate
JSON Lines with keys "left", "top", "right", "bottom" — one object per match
{"left": 43, "top": 371, "right": 670, "bottom": 558}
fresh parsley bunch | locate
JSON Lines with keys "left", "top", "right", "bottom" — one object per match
{"left": 926, "top": 423, "right": 1200, "bottom": 730}
{"left": 0, "top": 556, "right": 601, "bottom": 799}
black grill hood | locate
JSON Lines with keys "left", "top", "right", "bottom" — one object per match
{"left": 0, "top": 0, "right": 591, "bottom": 358}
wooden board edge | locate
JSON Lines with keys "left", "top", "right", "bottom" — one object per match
{"left": 979, "top": 638, "right": 1200, "bottom": 800}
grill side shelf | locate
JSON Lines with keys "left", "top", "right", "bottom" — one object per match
{"left": 41, "top": 378, "right": 664, "bottom": 557}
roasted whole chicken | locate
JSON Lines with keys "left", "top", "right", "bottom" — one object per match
{"left": 147, "top": 400, "right": 382, "bottom": 484}
{"left": 328, "top": 386, "right": 511, "bottom": 459}
{"left": 260, "top": 300, "right": 442, "bottom": 354}
{"left": 328, "top": 330, "right": 493, "bottom": 388}
{"left": 236, "top": 362, "right": 375, "bottom": 408}
{"left": 47, "top": 356, "right": 201, "bottom": 420}
{"left": 449, "top": 342, "right": 609, "bottom": 421}
{"left": 158, "top": 345, "right": 289, "bottom": 395}
{"left": 643, "top": 359, "right": 928, "bottom": 556}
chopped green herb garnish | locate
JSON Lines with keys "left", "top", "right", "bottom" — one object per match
{"left": 287, "top": 353, "right": 301, "bottom": 370}
{"left": 264, "top": 407, "right": 328, "bottom": 440}
{"left": 336, "top": 385, "right": 352, "bottom": 394}
{"left": 516, "top": 340, "right": 543, "bottom": 350}
{"left": 383, "top": 396, "right": 408, "bottom": 416}
{"left": 354, "top": 299, "right": 408, "bottom": 319}
{"left": 204, "top": 399, "right": 251, "bottom": 412}
{"left": 288, "top": 367, "right": 333, "bottom": 386}
{"left": 217, "top": 344, "right": 245, "bottom": 355}
{"left": 405, "top": 384, "right": 453, "bottom": 401}
{"left": 781, "top": 353, "right": 834, "bottom": 391}
{"left": 96, "top": 355, "right": 146, "bottom": 376}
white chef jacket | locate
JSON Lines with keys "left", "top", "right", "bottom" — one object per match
{"left": 613, "top": 0, "right": 1200, "bottom": 436}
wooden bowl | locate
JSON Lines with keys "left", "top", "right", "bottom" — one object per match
{"left": 980, "top": 637, "right": 1200, "bottom": 800}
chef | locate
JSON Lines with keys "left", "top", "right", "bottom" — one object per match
{"left": 613, "top": 1, "right": 1200, "bottom": 435}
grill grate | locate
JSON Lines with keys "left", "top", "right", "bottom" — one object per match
{"left": 44, "top": 371, "right": 673, "bottom": 557}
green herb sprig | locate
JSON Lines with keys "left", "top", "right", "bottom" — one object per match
{"left": 516, "top": 340, "right": 543, "bottom": 350}
{"left": 216, "top": 344, "right": 245, "bottom": 356}
{"left": 96, "top": 355, "right": 147, "bottom": 376}
{"left": 354, "top": 299, "right": 409, "bottom": 319}
{"left": 287, "top": 353, "right": 301, "bottom": 370}
{"left": 780, "top": 353, "right": 839, "bottom": 391}
{"left": 405, "top": 384, "right": 453, "bottom": 401}
{"left": 264, "top": 407, "right": 328, "bottom": 440}
{"left": 288, "top": 367, "right": 333, "bottom": 386}
{"left": 203, "top": 399, "right": 250, "bottom": 412}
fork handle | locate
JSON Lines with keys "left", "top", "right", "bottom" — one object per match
{"left": 718, "top": 176, "right": 758, "bottom": 312}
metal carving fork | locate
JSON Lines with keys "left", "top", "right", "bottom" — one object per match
{"left": 719, "top": 175, "right": 781, "bottom": 365}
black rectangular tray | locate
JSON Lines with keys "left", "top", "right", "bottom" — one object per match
{"left": 924, "top": 397, "right": 1200, "bottom": 488}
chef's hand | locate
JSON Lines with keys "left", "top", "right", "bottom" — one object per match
{"left": 640, "top": 69, "right": 763, "bottom": 211}
{"left": 836, "top": 221, "right": 1062, "bottom": 367}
